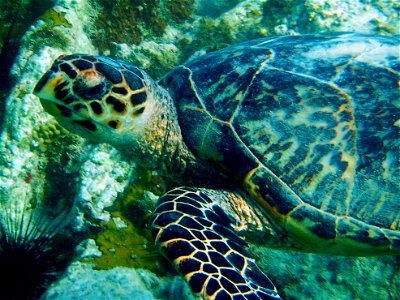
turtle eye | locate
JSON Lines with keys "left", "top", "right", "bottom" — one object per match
{"left": 73, "top": 74, "right": 110, "bottom": 100}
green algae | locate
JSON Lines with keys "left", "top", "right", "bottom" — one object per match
{"left": 119, "top": 169, "right": 168, "bottom": 229}
{"left": 27, "top": 24, "right": 70, "bottom": 53}
{"left": 91, "top": 0, "right": 197, "bottom": 54}
{"left": 89, "top": 169, "right": 169, "bottom": 273}
{"left": 92, "top": 211, "right": 164, "bottom": 273}
{"left": 39, "top": 9, "right": 72, "bottom": 28}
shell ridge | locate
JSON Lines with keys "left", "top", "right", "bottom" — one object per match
{"left": 234, "top": 64, "right": 359, "bottom": 216}
{"left": 229, "top": 51, "right": 276, "bottom": 124}
{"left": 179, "top": 65, "right": 214, "bottom": 120}
{"left": 328, "top": 41, "right": 400, "bottom": 83}
{"left": 231, "top": 126, "right": 305, "bottom": 206}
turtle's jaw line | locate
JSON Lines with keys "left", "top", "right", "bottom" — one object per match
{"left": 34, "top": 70, "right": 65, "bottom": 101}
{"left": 34, "top": 72, "right": 81, "bottom": 119}
{"left": 39, "top": 96, "right": 101, "bottom": 135}
{"left": 34, "top": 71, "right": 76, "bottom": 116}
{"left": 33, "top": 71, "right": 78, "bottom": 119}
{"left": 37, "top": 95, "right": 67, "bottom": 111}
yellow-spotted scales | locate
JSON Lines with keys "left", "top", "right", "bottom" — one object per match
{"left": 34, "top": 33, "right": 400, "bottom": 300}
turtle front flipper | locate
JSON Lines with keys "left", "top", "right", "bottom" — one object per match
{"left": 151, "top": 187, "right": 280, "bottom": 300}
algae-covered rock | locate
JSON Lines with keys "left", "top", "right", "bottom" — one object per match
{"left": 109, "top": 41, "right": 181, "bottom": 80}
{"left": 42, "top": 262, "right": 194, "bottom": 300}
{"left": 262, "top": 0, "right": 399, "bottom": 35}
{"left": 90, "top": 0, "right": 168, "bottom": 52}
{"left": 0, "top": 0, "right": 54, "bottom": 94}
{"left": 0, "top": 0, "right": 399, "bottom": 299}
{"left": 0, "top": 0, "right": 99, "bottom": 229}
{"left": 250, "top": 246, "right": 400, "bottom": 300}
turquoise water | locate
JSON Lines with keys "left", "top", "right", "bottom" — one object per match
{"left": 0, "top": 1, "right": 399, "bottom": 299}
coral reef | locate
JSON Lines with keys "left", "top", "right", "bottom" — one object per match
{"left": 184, "top": 18, "right": 235, "bottom": 58}
{"left": 110, "top": 41, "right": 181, "bottom": 80}
{"left": 0, "top": 0, "right": 399, "bottom": 298}
{"left": 90, "top": 0, "right": 167, "bottom": 53}
{"left": 251, "top": 246, "right": 400, "bottom": 300}
{"left": 194, "top": 0, "right": 242, "bottom": 18}
{"left": 262, "top": 0, "right": 400, "bottom": 35}
{"left": 166, "top": 0, "right": 195, "bottom": 23}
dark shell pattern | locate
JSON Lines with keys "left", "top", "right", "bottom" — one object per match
{"left": 162, "top": 33, "right": 400, "bottom": 238}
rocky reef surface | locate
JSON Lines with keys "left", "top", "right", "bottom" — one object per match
{"left": 0, "top": 0, "right": 399, "bottom": 299}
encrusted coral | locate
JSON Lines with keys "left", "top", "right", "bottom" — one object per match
{"left": 166, "top": 0, "right": 194, "bottom": 23}
{"left": 262, "top": 0, "right": 400, "bottom": 35}
{"left": 32, "top": 120, "right": 66, "bottom": 153}
{"left": 181, "top": 17, "right": 234, "bottom": 60}
{"left": 110, "top": 41, "right": 180, "bottom": 80}
{"left": 91, "top": 0, "right": 167, "bottom": 53}
{"left": 30, "top": 120, "right": 82, "bottom": 211}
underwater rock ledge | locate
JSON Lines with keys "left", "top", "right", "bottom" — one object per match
{"left": 43, "top": 262, "right": 194, "bottom": 299}
{"left": 0, "top": 0, "right": 399, "bottom": 299}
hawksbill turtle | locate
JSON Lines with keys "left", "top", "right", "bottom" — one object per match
{"left": 33, "top": 33, "right": 400, "bottom": 299}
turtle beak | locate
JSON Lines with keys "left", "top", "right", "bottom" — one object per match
{"left": 34, "top": 70, "right": 64, "bottom": 101}
{"left": 34, "top": 70, "right": 72, "bottom": 117}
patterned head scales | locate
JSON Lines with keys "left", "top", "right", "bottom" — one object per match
{"left": 34, "top": 54, "right": 149, "bottom": 142}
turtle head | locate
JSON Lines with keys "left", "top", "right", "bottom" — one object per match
{"left": 34, "top": 54, "right": 192, "bottom": 173}
{"left": 34, "top": 54, "right": 151, "bottom": 146}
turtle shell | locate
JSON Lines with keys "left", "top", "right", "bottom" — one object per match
{"left": 161, "top": 33, "right": 400, "bottom": 253}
